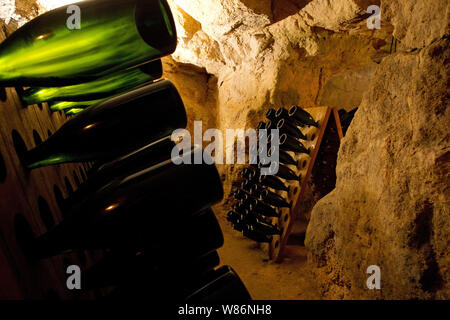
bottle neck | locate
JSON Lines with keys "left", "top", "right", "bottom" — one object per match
{"left": 23, "top": 143, "right": 64, "bottom": 169}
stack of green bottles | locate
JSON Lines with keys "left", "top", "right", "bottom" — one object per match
{"left": 0, "top": 0, "right": 176, "bottom": 115}
{"left": 1, "top": 0, "right": 252, "bottom": 302}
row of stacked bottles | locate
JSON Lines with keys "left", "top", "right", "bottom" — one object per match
{"left": 0, "top": 0, "right": 250, "bottom": 301}
{"left": 227, "top": 105, "right": 318, "bottom": 244}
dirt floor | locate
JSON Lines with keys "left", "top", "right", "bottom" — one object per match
{"left": 214, "top": 204, "right": 321, "bottom": 300}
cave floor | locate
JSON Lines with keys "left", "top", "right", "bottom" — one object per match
{"left": 215, "top": 205, "right": 321, "bottom": 300}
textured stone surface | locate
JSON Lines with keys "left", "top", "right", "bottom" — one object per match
{"left": 383, "top": 0, "right": 449, "bottom": 50}
{"left": 305, "top": 15, "right": 449, "bottom": 300}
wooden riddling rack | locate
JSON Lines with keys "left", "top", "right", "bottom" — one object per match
{"left": 0, "top": 23, "right": 105, "bottom": 299}
{"left": 260, "top": 107, "right": 343, "bottom": 262}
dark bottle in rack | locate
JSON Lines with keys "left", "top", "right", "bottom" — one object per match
{"left": 279, "top": 133, "right": 309, "bottom": 155}
{"left": 63, "top": 135, "right": 176, "bottom": 211}
{"left": 265, "top": 121, "right": 277, "bottom": 130}
{"left": 248, "top": 221, "right": 281, "bottom": 236}
{"left": 258, "top": 175, "right": 289, "bottom": 192}
{"left": 26, "top": 148, "right": 224, "bottom": 259}
{"left": 265, "top": 108, "right": 278, "bottom": 121}
{"left": 231, "top": 189, "right": 250, "bottom": 201}
{"left": 185, "top": 266, "right": 251, "bottom": 301}
{"left": 23, "top": 79, "right": 187, "bottom": 169}
{"left": 275, "top": 107, "right": 290, "bottom": 119}
{"left": 227, "top": 210, "right": 240, "bottom": 222}
{"left": 249, "top": 199, "right": 280, "bottom": 218}
{"left": 257, "top": 122, "right": 267, "bottom": 130}
{"left": 269, "top": 162, "right": 301, "bottom": 181}
{"left": 260, "top": 189, "right": 291, "bottom": 208}
{"left": 277, "top": 118, "right": 307, "bottom": 140}
{"left": 289, "top": 105, "right": 318, "bottom": 127}
{"left": 269, "top": 146, "right": 298, "bottom": 166}
{"left": 243, "top": 228, "right": 272, "bottom": 243}
{"left": 82, "top": 210, "right": 222, "bottom": 290}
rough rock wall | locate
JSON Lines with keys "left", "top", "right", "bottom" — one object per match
{"left": 164, "top": 0, "right": 392, "bottom": 200}
{"left": 305, "top": 0, "right": 449, "bottom": 299}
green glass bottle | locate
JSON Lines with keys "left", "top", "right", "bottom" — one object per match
{"left": 22, "top": 79, "right": 187, "bottom": 169}
{"left": 50, "top": 99, "right": 106, "bottom": 112}
{"left": 64, "top": 108, "right": 84, "bottom": 116}
{"left": 21, "top": 60, "right": 162, "bottom": 105}
{"left": 0, "top": 0, "right": 176, "bottom": 86}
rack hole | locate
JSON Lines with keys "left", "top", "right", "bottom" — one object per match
{"left": 14, "top": 87, "right": 26, "bottom": 107}
{"left": 284, "top": 213, "right": 289, "bottom": 222}
{"left": 38, "top": 196, "right": 55, "bottom": 230}
{"left": 310, "top": 133, "right": 316, "bottom": 140}
{"left": 11, "top": 130, "right": 28, "bottom": 166}
{"left": 73, "top": 171, "right": 81, "bottom": 188}
{"left": 274, "top": 240, "right": 279, "bottom": 248}
{"left": 0, "top": 151, "right": 6, "bottom": 182}
{"left": 32, "top": 130, "right": 42, "bottom": 146}
{"left": 0, "top": 88, "right": 6, "bottom": 101}
{"left": 302, "top": 160, "right": 307, "bottom": 168}
{"left": 53, "top": 185, "right": 65, "bottom": 213}
{"left": 79, "top": 167, "right": 86, "bottom": 181}
{"left": 14, "top": 214, "right": 36, "bottom": 258}
{"left": 293, "top": 187, "right": 298, "bottom": 194}
{"left": 64, "top": 177, "right": 74, "bottom": 196}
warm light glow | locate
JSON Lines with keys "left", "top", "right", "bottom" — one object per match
{"left": 83, "top": 123, "right": 96, "bottom": 130}
{"left": 105, "top": 203, "right": 119, "bottom": 212}
{"left": 35, "top": 33, "right": 52, "bottom": 40}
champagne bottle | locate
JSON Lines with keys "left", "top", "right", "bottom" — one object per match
{"left": 268, "top": 146, "right": 298, "bottom": 166}
{"left": 241, "top": 170, "right": 259, "bottom": 183}
{"left": 0, "top": 0, "right": 176, "bottom": 87}
{"left": 240, "top": 180, "right": 254, "bottom": 192}
{"left": 50, "top": 98, "right": 106, "bottom": 111}
{"left": 26, "top": 149, "right": 224, "bottom": 259}
{"left": 62, "top": 136, "right": 175, "bottom": 211}
{"left": 82, "top": 212, "right": 222, "bottom": 290}
{"left": 265, "top": 108, "right": 277, "bottom": 121}
{"left": 65, "top": 108, "right": 84, "bottom": 116}
{"left": 21, "top": 60, "right": 163, "bottom": 105}
{"left": 247, "top": 221, "right": 281, "bottom": 236}
{"left": 258, "top": 175, "right": 289, "bottom": 192}
{"left": 231, "top": 189, "right": 249, "bottom": 201}
{"left": 279, "top": 133, "right": 309, "bottom": 155}
{"left": 105, "top": 252, "right": 224, "bottom": 300}
{"left": 289, "top": 105, "right": 318, "bottom": 127}
{"left": 265, "top": 121, "right": 277, "bottom": 130}
{"left": 249, "top": 199, "right": 279, "bottom": 218}
{"left": 243, "top": 228, "right": 272, "bottom": 243}
{"left": 275, "top": 107, "right": 289, "bottom": 119}
{"left": 269, "top": 162, "right": 301, "bottom": 181}
{"left": 256, "top": 122, "right": 266, "bottom": 130}
{"left": 240, "top": 168, "right": 253, "bottom": 179}
{"left": 233, "top": 202, "right": 248, "bottom": 214}
{"left": 260, "top": 189, "right": 291, "bottom": 208}
{"left": 23, "top": 79, "right": 187, "bottom": 169}
{"left": 277, "top": 118, "right": 307, "bottom": 140}
{"left": 185, "top": 266, "right": 252, "bottom": 302}
{"left": 226, "top": 210, "right": 240, "bottom": 222}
